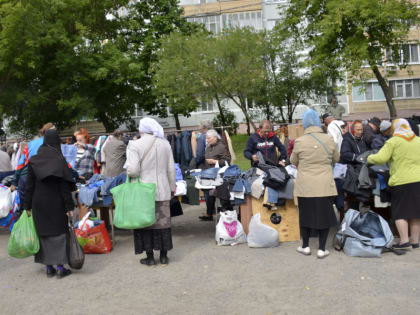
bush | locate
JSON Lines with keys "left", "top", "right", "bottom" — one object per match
{"left": 212, "top": 107, "right": 239, "bottom": 135}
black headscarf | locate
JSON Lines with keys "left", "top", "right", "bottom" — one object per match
{"left": 29, "top": 129, "right": 75, "bottom": 183}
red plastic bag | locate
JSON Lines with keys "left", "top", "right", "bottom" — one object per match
{"left": 75, "top": 221, "right": 112, "bottom": 254}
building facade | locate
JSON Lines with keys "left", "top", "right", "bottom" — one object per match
{"left": 347, "top": 23, "right": 420, "bottom": 120}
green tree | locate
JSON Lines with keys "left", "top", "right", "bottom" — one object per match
{"left": 0, "top": 0, "right": 196, "bottom": 135}
{"left": 279, "top": 0, "right": 420, "bottom": 119}
{"left": 0, "top": 0, "right": 135, "bottom": 134}
{"left": 253, "top": 32, "right": 316, "bottom": 123}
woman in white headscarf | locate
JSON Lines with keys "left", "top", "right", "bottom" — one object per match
{"left": 126, "top": 117, "right": 176, "bottom": 265}
{"left": 368, "top": 118, "right": 420, "bottom": 250}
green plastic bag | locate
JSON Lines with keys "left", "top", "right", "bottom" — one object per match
{"left": 8, "top": 211, "right": 40, "bottom": 258}
{"left": 111, "top": 177, "right": 156, "bottom": 229}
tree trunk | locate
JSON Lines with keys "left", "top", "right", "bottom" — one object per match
{"left": 97, "top": 113, "right": 118, "bottom": 133}
{"left": 372, "top": 66, "right": 397, "bottom": 119}
{"left": 173, "top": 113, "right": 181, "bottom": 132}
{"left": 214, "top": 95, "right": 226, "bottom": 126}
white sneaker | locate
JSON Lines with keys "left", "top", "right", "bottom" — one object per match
{"left": 297, "top": 246, "right": 311, "bottom": 255}
{"left": 317, "top": 250, "right": 330, "bottom": 259}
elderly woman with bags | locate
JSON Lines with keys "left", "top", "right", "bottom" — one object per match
{"left": 25, "top": 129, "right": 76, "bottom": 278}
{"left": 368, "top": 118, "right": 420, "bottom": 250}
{"left": 126, "top": 118, "right": 176, "bottom": 266}
{"left": 291, "top": 109, "right": 339, "bottom": 259}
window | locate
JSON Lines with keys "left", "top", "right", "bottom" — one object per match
{"left": 200, "top": 99, "right": 214, "bottom": 112}
{"left": 390, "top": 79, "right": 420, "bottom": 98}
{"left": 386, "top": 44, "right": 420, "bottom": 64}
{"left": 131, "top": 105, "right": 144, "bottom": 117}
{"left": 352, "top": 82, "right": 385, "bottom": 101}
{"left": 353, "top": 79, "right": 420, "bottom": 102}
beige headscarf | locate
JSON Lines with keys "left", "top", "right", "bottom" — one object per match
{"left": 392, "top": 118, "right": 415, "bottom": 141}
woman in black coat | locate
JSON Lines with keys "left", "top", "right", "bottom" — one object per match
{"left": 25, "top": 129, "right": 76, "bottom": 278}
{"left": 339, "top": 120, "right": 368, "bottom": 165}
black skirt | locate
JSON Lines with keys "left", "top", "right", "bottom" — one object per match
{"left": 35, "top": 234, "right": 68, "bottom": 266}
{"left": 390, "top": 181, "right": 420, "bottom": 220}
{"left": 133, "top": 228, "right": 173, "bottom": 254}
{"left": 298, "top": 197, "right": 338, "bottom": 230}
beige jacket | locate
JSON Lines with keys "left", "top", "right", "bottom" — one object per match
{"left": 290, "top": 126, "right": 339, "bottom": 197}
{"left": 126, "top": 134, "right": 176, "bottom": 201}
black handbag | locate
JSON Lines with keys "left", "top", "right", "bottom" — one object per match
{"left": 68, "top": 222, "right": 85, "bottom": 270}
{"left": 170, "top": 197, "right": 183, "bottom": 217}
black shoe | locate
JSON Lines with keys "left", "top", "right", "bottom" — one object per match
{"left": 160, "top": 255, "right": 169, "bottom": 265}
{"left": 140, "top": 257, "right": 156, "bottom": 266}
{"left": 392, "top": 242, "right": 411, "bottom": 250}
{"left": 46, "top": 267, "right": 56, "bottom": 278}
{"left": 199, "top": 215, "right": 213, "bottom": 221}
{"left": 411, "top": 243, "right": 419, "bottom": 249}
{"left": 56, "top": 268, "right": 72, "bottom": 279}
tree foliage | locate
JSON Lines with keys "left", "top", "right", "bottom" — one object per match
{"left": 154, "top": 28, "right": 265, "bottom": 134}
{"left": 278, "top": 0, "right": 420, "bottom": 119}
{"left": 0, "top": 0, "right": 196, "bottom": 135}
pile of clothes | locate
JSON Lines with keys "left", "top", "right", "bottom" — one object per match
{"left": 340, "top": 150, "right": 391, "bottom": 208}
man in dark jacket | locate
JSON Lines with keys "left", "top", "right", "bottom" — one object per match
{"left": 340, "top": 120, "right": 368, "bottom": 164}
{"left": 363, "top": 117, "right": 381, "bottom": 149}
{"left": 371, "top": 120, "right": 392, "bottom": 150}
{"left": 244, "top": 120, "right": 287, "bottom": 166}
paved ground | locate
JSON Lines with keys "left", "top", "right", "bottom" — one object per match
{"left": 1, "top": 203, "right": 419, "bottom": 315}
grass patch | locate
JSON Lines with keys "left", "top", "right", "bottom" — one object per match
{"left": 231, "top": 134, "right": 251, "bottom": 171}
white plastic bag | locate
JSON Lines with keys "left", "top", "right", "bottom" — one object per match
{"left": 215, "top": 210, "right": 247, "bottom": 246}
{"left": 247, "top": 213, "right": 279, "bottom": 248}
{"left": 0, "top": 186, "right": 13, "bottom": 218}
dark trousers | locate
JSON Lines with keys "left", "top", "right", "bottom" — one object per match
{"left": 204, "top": 190, "right": 232, "bottom": 216}
{"left": 334, "top": 179, "right": 344, "bottom": 211}
{"left": 301, "top": 227, "right": 329, "bottom": 251}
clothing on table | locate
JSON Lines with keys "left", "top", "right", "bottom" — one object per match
{"left": 339, "top": 132, "right": 368, "bottom": 165}
{"left": 102, "top": 138, "right": 127, "bottom": 178}
{"left": 342, "top": 164, "right": 371, "bottom": 202}
{"left": 390, "top": 181, "right": 420, "bottom": 220}
{"left": 35, "top": 234, "right": 68, "bottom": 266}
{"left": 244, "top": 131, "right": 287, "bottom": 166}
{"left": 0, "top": 170, "right": 15, "bottom": 183}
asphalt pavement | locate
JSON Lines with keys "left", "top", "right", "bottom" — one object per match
{"left": 1, "top": 203, "right": 419, "bottom": 315}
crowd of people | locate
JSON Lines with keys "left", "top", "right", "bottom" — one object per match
{"left": 1, "top": 109, "right": 419, "bottom": 276}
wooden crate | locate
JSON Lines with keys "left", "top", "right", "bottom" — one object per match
{"left": 251, "top": 198, "right": 300, "bottom": 242}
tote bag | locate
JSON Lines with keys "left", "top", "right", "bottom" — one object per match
{"left": 111, "top": 177, "right": 156, "bottom": 229}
